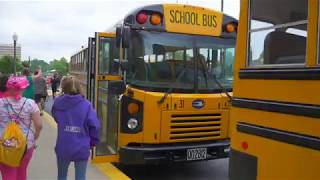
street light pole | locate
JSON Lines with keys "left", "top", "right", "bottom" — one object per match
{"left": 221, "top": 0, "right": 224, "bottom": 12}
{"left": 12, "top": 33, "right": 18, "bottom": 75}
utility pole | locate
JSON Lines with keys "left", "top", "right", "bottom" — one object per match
{"left": 221, "top": 0, "right": 224, "bottom": 12}
{"left": 12, "top": 33, "right": 18, "bottom": 75}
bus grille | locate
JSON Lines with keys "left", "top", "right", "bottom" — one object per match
{"left": 169, "top": 113, "right": 221, "bottom": 141}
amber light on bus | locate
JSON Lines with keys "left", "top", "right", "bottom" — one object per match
{"left": 224, "top": 23, "right": 237, "bottom": 33}
{"left": 136, "top": 11, "right": 148, "bottom": 24}
{"left": 128, "top": 102, "right": 139, "bottom": 114}
{"left": 150, "top": 13, "right": 161, "bottom": 25}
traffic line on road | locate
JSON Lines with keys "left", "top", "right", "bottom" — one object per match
{"left": 42, "top": 111, "right": 130, "bottom": 180}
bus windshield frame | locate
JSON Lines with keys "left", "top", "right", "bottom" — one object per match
{"left": 126, "top": 30, "right": 236, "bottom": 93}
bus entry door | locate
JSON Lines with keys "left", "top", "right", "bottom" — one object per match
{"left": 92, "top": 32, "right": 123, "bottom": 163}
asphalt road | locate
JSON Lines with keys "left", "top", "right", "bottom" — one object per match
{"left": 116, "top": 159, "right": 229, "bottom": 180}
{"left": 45, "top": 97, "right": 229, "bottom": 180}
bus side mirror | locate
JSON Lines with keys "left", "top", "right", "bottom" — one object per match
{"left": 122, "top": 26, "right": 131, "bottom": 48}
{"left": 116, "top": 27, "right": 122, "bottom": 48}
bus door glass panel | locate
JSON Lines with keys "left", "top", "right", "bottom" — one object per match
{"left": 96, "top": 81, "right": 119, "bottom": 156}
{"left": 248, "top": 0, "right": 308, "bottom": 66}
{"left": 98, "top": 37, "right": 120, "bottom": 75}
{"left": 95, "top": 36, "right": 120, "bottom": 157}
{"left": 98, "top": 38, "right": 110, "bottom": 74}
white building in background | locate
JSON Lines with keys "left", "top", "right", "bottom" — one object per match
{"left": 0, "top": 44, "right": 21, "bottom": 59}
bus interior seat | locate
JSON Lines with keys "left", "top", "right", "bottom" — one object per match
{"left": 264, "top": 31, "right": 306, "bottom": 64}
{"left": 151, "top": 44, "right": 173, "bottom": 80}
{"left": 154, "top": 59, "right": 173, "bottom": 80}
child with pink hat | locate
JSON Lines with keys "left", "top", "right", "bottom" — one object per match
{"left": 6, "top": 76, "right": 30, "bottom": 100}
{"left": 0, "top": 76, "right": 43, "bottom": 180}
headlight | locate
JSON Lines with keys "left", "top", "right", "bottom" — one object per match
{"left": 127, "top": 118, "right": 138, "bottom": 129}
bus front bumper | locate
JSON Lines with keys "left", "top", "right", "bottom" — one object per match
{"left": 119, "top": 140, "right": 230, "bottom": 165}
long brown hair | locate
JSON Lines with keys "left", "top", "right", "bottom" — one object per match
{"left": 60, "top": 76, "right": 84, "bottom": 96}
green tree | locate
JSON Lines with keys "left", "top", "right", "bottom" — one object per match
{"left": 50, "top": 57, "right": 69, "bottom": 75}
{"left": 0, "top": 56, "right": 23, "bottom": 74}
{"left": 28, "top": 59, "right": 50, "bottom": 73}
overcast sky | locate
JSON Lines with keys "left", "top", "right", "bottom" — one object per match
{"left": 0, "top": 0, "right": 239, "bottom": 62}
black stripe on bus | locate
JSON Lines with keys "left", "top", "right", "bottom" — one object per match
{"left": 237, "top": 122, "right": 320, "bottom": 151}
{"left": 239, "top": 67, "right": 320, "bottom": 80}
{"left": 232, "top": 97, "right": 320, "bottom": 118}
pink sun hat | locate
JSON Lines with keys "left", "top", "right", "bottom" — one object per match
{"left": 6, "top": 76, "right": 29, "bottom": 90}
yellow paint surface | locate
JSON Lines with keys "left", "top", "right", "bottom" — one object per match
{"left": 163, "top": 4, "right": 223, "bottom": 36}
{"left": 230, "top": 0, "right": 320, "bottom": 179}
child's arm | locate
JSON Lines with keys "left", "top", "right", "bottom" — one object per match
{"left": 51, "top": 103, "right": 58, "bottom": 123}
{"left": 87, "top": 105, "right": 100, "bottom": 147}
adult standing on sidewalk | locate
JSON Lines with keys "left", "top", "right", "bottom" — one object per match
{"left": 34, "top": 69, "right": 47, "bottom": 116}
{"left": 52, "top": 76, "right": 100, "bottom": 180}
{"left": 0, "top": 76, "right": 43, "bottom": 180}
{"left": 51, "top": 73, "right": 60, "bottom": 99}
{"left": 22, "top": 68, "right": 41, "bottom": 100}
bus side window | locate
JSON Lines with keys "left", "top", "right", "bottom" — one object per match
{"left": 248, "top": 0, "right": 308, "bottom": 66}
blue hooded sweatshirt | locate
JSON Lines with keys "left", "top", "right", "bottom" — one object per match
{"left": 52, "top": 94, "right": 100, "bottom": 161}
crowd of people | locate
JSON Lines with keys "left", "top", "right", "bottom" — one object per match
{"left": 0, "top": 68, "right": 100, "bottom": 180}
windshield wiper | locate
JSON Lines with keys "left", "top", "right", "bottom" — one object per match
{"left": 199, "top": 60, "right": 209, "bottom": 88}
{"left": 158, "top": 67, "right": 188, "bottom": 104}
{"left": 200, "top": 60, "right": 232, "bottom": 101}
{"left": 212, "top": 74, "right": 232, "bottom": 101}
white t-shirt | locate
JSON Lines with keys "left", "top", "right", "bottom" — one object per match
{"left": 0, "top": 97, "right": 39, "bottom": 148}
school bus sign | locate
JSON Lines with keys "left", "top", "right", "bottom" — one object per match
{"left": 163, "top": 4, "right": 223, "bottom": 36}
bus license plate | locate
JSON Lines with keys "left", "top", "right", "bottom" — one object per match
{"left": 187, "top": 148, "right": 207, "bottom": 161}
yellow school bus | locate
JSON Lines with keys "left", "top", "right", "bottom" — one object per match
{"left": 72, "top": 4, "right": 237, "bottom": 164}
{"left": 229, "top": 0, "right": 320, "bottom": 179}
{"left": 70, "top": 47, "right": 88, "bottom": 96}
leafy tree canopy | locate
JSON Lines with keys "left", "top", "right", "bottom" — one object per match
{"left": 0, "top": 56, "right": 23, "bottom": 74}
{"left": 0, "top": 56, "right": 69, "bottom": 76}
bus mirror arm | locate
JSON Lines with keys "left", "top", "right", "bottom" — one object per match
{"left": 122, "top": 26, "right": 131, "bottom": 48}
{"left": 116, "top": 27, "right": 122, "bottom": 48}
{"left": 115, "top": 26, "right": 130, "bottom": 48}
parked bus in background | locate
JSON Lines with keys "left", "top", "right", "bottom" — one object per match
{"left": 70, "top": 46, "right": 88, "bottom": 96}
{"left": 71, "top": 4, "right": 237, "bottom": 165}
{"left": 229, "top": 0, "right": 320, "bottom": 179}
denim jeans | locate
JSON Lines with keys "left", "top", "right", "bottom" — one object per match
{"left": 57, "top": 158, "right": 88, "bottom": 180}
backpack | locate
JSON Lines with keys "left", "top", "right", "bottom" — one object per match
{"left": 0, "top": 99, "right": 31, "bottom": 167}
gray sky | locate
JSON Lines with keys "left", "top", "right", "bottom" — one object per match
{"left": 0, "top": 0, "right": 239, "bottom": 62}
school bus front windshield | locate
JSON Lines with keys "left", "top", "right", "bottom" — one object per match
{"left": 127, "top": 30, "right": 236, "bottom": 93}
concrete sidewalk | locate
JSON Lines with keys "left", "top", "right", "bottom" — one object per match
{"left": 28, "top": 113, "right": 107, "bottom": 180}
